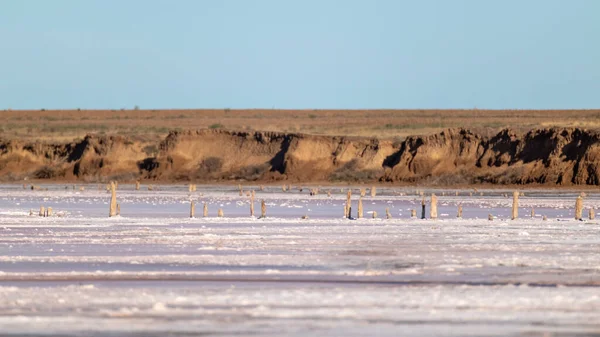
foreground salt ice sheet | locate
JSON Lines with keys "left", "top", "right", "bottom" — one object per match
{"left": 0, "top": 184, "right": 599, "bottom": 336}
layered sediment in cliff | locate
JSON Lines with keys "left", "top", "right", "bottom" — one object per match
{"left": 1, "top": 128, "right": 599, "bottom": 186}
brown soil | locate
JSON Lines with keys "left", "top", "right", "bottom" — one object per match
{"left": 2, "top": 127, "right": 600, "bottom": 186}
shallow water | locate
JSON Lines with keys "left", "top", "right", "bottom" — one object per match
{"left": 0, "top": 184, "right": 599, "bottom": 336}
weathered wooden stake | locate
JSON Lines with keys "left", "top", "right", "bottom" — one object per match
{"left": 261, "top": 200, "right": 266, "bottom": 218}
{"left": 39, "top": 206, "right": 45, "bottom": 217}
{"left": 203, "top": 203, "right": 208, "bottom": 217}
{"left": 531, "top": 207, "right": 535, "bottom": 218}
{"left": 360, "top": 188, "right": 366, "bottom": 197}
{"left": 411, "top": 209, "right": 417, "bottom": 218}
{"left": 385, "top": 208, "right": 392, "bottom": 219}
{"left": 47, "top": 207, "right": 52, "bottom": 217}
{"left": 250, "top": 192, "right": 255, "bottom": 217}
{"left": 430, "top": 194, "right": 438, "bottom": 219}
{"left": 109, "top": 181, "right": 118, "bottom": 217}
{"left": 371, "top": 186, "right": 376, "bottom": 197}
{"left": 217, "top": 208, "right": 224, "bottom": 217}
{"left": 357, "top": 198, "right": 363, "bottom": 219}
{"left": 282, "top": 184, "right": 287, "bottom": 192}
{"left": 457, "top": 204, "right": 463, "bottom": 218}
{"left": 589, "top": 208, "right": 595, "bottom": 220}
{"left": 511, "top": 191, "right": 519, "bottom": 220}
{"left": 190, "top": 201, "right": 195, "bottom": 218}
{"left": 372, "top": 211, "right": 377, "bottom": 219}
{"left": 575, "top": 196, "right": 583, "bottom": 220}
{"left": 346, "top": 190, "right": 352, "bottom": 218}
{"left": 135, "top": 181, "right": 140, "bottom": 190}
{"left": 421, "top": 197, "right": 426, "bottom": 219}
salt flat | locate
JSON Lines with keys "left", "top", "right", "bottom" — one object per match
{"left": 0, "top": 184, "right": 599, "bottom": 336}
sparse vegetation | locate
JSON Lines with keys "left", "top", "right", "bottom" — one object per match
{"left": 0, "top": 109, "right": 598, "bottom": 142}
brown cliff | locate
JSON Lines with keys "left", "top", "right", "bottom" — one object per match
{"left": 1, "top": 128, "right": 599, "bottom": 186}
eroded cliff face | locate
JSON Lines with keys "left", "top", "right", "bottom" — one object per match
{"left": 1, "top": 128, "right": 600, "bottom": 185}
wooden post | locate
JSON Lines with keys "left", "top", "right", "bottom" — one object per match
{"left": 386, "top": 208, "right": 392, "bottom": 219}
{"left": 589, "top": 208, "right": 595, "bottom": 220}
{"left": 575, "top": 196, "right": 583, "bottom": 220}
{"left": 421, "top": 197, "right": 426, "bottom": 219}
{"left": 511, "top": 190, "right": 519, "bottom": 220}
{"left": 109, "top": 181, "right": 117, "bottom": 217}
{"left": 357, "top": 197, "right": 363, "bottom": 219}
{"left": 203, "top": 203, "right": 208, "bottom": 217}
{"left": 190, "top": 201, "right": 195, "bottom": 218}
{"left": 39, "top": 206, "right": 45, "bottom": 217}
{"left": 261, "top": 200, "right": 266, "bottom": 218}
{"left": 457, "top": 204, "right": 463, "bottom": 218}
{"left": 430, "top": 194, "right": 438, "bottom": 219}
{"left": 250, "top": 191, "right": 255, "bottom": 217}
{"left": 282, "top": 184, "right": 287, "bottom": 192}
{"left": 488, "top": 214, "right": 493, "bottom": 221}
{"left": 411, "top": 209, "right": 416, "bottom": 218}
{"left": 531, "top": 207, "right": 535, "bottom": 218}
{"left": 372, "top": 211, "right": 377, "bottom": 219}
{"left": 47, "top": 207, "right": 52, "bottom": 217}
{"left": 135, "top": 181, "right": 140, "bottom": 190}
{"left": 327, "top": 190, "right": 331, "bottom": 198}
{"left": 360, "top": 188, "right": 366, "bottom": 197}
{"left": 217, "top": 208, "right": 224, "bottom": 217}
{"left": 370, "top": 186, "right": 376, "bottom": 197}
{"left": 346, "top": 190, "right": 352, "bottom": 218}
{"left": 239, "top": 185, "right": 243, "bottom": 197}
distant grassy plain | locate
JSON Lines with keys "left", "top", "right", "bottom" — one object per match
{"left": 2, "top": 109, "right": 600, "bottom": 142}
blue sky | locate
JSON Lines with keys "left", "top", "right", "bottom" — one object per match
{"left": 1, "top": 0, "right": 598, "bottom": 109}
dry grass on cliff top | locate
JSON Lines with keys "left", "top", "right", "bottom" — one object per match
{"left": 2, "top": 108, "right": 600, "bottom": 142}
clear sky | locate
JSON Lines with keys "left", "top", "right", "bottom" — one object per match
{"left": 1, "top": 0, "right": 598, "bottom": 110}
